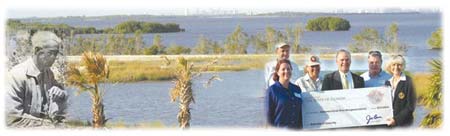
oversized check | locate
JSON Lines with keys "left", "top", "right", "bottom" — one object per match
{"left": 302, "top": 87, "right": 393, "bottom": 129}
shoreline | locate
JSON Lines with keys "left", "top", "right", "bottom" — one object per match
{"left": 66, "top": 53, "right": 370, "bottom": 62}
{"left": 65, "top": 54, "right": 431, "bottom": 83}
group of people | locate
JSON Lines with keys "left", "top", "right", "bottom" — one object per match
{"left": 265, "top": 42, "right": 416, "bottom": 129}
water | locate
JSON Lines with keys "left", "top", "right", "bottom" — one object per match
{"left": 18, "top": 13, "right": 442, "bottom": 72}
{"left": 67, "top": 70, "right": 429, "bottom": 127}
{"left": 17, "top": 13, "right": 437, "bottom": 127}
{"left": 67, "top": 70, "right": 266, "bottom": 127}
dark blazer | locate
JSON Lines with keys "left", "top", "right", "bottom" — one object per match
{"left": 321, "top": 71, "right": 365, "bottom": 91}
{"left": 385, "top": 75, "right": 416, "bottom": 127}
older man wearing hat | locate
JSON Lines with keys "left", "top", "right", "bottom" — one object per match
{"left": 6, "top": 31, "right": 67, "bottom": 128}
{"left": 295, "top": 55, "right": 323, "bottom": 92}
{"left": 264, "top": 42, "right": 300, "bottom": 89}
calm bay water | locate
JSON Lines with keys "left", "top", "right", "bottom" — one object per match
{"left": 67, "top": 70, "right": 266, "bottom": 127}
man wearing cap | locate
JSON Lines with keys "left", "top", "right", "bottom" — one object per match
{"left": 360, "top": 50, "right": 392, "bottom": 87}
{"left": 295, "top": 55, "right": 322, "bottom": 92}
{"left": 322, "top": 49, "right": 364, "bottom": 91}
{"left": 6, "top": 31, "right": 67, "bottom": 128}
{"left": 264, "top": 42, "right": 300, "bottom": 89}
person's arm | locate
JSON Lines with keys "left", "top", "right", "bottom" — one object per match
{"left": 266, "top": 87, "right": 275, "bottom": 126}
{"left": 264, "top": 63, "right": 273, "bottom": 88}
{"left": 6, "top": 72, "right": 26, "bottom": 117}
{"left": 321, "top": 76, "right": 331, "bottom": 91}
{"left": 291, "top": 64, "right": 300, "bottom": 82}
{"left": 295, "top": 78, "right": 307, "bottom": 92}
{"left": 393, "top": 77, "right": 416, "bottom": 126}
{"left": 48, "top": 86, "right": 67, "bottom": 121}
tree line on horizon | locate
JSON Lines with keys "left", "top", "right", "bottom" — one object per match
{"left": 7, "top": 18, "right": 441, "bottom": 56}
{"left": 6, "top": 19, "right": 184, "bottom": 35}
{"left": 63, "top": 23, "right": 415, "bottom": 56}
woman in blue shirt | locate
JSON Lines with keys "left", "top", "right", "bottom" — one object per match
{"left": 266, "top": 59, "right": 303, "bottom": 129}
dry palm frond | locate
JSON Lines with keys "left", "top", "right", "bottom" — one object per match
{"left": 204, "top": 74, "right": 222, "bottom": 88}
{"left": 81, "top": 52, "right": 109, "bottom": 84}
{"left": 67, "top": 51, "right": 109, "bottom": 128}
{"left": 168, "top": 57, "right": 219, "bottom": 129}
{"left": 420, "top": 59, "right": 442, "bottom": 128}
{"left": 160, "top": 55, "right": 171, "bottom": 66}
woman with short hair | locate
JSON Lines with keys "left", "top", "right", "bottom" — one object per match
{"left": 385, "top": 55, "right": 416, "bottom": 127}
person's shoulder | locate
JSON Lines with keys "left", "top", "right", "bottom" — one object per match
{"left": 267, "top": 82, "right": 281, "bottom": 92}
{"left": 289, "top": 60, "right": 299, "bottom": 66}
{"left": 294, "top": 77, "right": 302, "bottom": 85}
{"left": 404, "top": 75, "right": 413, "bottom": 82}
{"left": 324, "top": 71, "right": 337, "bottom": 79}
{"left": 351, "top": 72, "right": 363, "bottom": 79}
{"left": 380, "top": 70, "right": 392, "bottom": 77}
{"left": 9, "top": 60, "right": 30, "bottom": 76}
{"left": 265, "top": 60, "right": 277, "bottom": 67}
{"left": 7, "top": 63, "right": 31, "bottom": 83}
{"left": 289, "top": 82, "right": 301, "bottom": 91}
{"left": 360, "top": 71, "right": 369, "bottom": 77}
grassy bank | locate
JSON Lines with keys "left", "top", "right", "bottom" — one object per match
{"left": 67, "top": 54, "right": 426, "bottom": 83}
{"left": 68, "top": 56, "right": 268, "bottom": 82}
{"left": 412, "top": 73, "right": 432, "bottom": 104}
{"left": 68, "top": 55, "right": 272, "bottom": 82}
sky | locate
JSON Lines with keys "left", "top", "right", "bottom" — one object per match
{"left": 2, "top": 0, "right": 443, "bottom": 18}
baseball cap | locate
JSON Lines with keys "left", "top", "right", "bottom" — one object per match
{"left": 31, "top": 31, "right": 62, "bottom": 50}
{"left": 274, "top": 42, "right": 290, "bottom": 49}
{"left": 306, "top": 55, "right": 321, "bottom": 66}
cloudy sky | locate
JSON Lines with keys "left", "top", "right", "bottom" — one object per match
{"left": 2, "top": 0, "right": 443, "bottom": 18}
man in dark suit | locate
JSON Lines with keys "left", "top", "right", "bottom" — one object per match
{"left": 322, "top": 49, "right": 364, "bottom": 91}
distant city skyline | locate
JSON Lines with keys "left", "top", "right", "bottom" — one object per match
{"left": 3, "top": 0, "right": 443, "bottom": 18}
{"left": 7, "top": 8, "right": 440, "bottom": 19}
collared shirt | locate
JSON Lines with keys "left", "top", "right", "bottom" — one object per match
{"left": 360, "top": 70, "right": 392, "bottom": 87}
{"left": 266, "top": 81, "right": 303, "bottom": 129}
{"left": 264, "top": 59, "right": 300, "bottom": 89}
{"left": 295, "top": 74, "right": 322, "bottom": 92}
{"left": 339, "top": 71, "right": 354, "bottom": 89}
{"left": 6, "top": 58, "right": 65, "bottom": 120}
{"left": 388, "top": 72, "right": 407, "bottom": 100}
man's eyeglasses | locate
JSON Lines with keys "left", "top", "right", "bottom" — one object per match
{"left": 369, "top": 50, "right": 381, "bottom": 55}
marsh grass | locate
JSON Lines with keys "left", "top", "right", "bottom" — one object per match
{"left": 412, "top": 73, "right": 431, "bottom": 102}
{"left": 66, "top": 54, "right": 378, "bottom": 82}
{"left": 108, "top": 61, "right": 175, "bottom": 82}
{"left": 68, "top": 55, "right": 274, "bottom": 82}
{"left": 65, "top": 120, "right": 91, "bottom": 127}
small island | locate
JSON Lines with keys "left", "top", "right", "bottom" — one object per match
{"left": 306, "top": 16, "right": 351, "bottom": 31}
{"left": 7, "top": 19, "right": 184, "bottom": 34}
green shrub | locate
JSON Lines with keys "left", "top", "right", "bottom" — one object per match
{"left": 306, "top": 16, "right": 350, "bottom": 31}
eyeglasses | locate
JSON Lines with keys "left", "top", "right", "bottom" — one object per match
{"left": 368, "top": 50, "right": 382, "bottom": 59}
{"left": 369, "top": 50, "right": 381, "bottom": 55}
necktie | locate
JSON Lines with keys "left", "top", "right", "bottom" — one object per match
{"left": 342, "top": 74, "right": 349, "bottom": 89}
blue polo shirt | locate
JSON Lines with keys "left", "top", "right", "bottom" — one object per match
{"left": 360, "top": 70, "right": 392, "bottom": 87}
{"left": 266, "top": 81, "right": 303, "bottom": 129}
